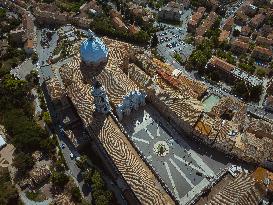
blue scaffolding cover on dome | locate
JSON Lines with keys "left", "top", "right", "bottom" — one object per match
{"left": 80, "top": 30, "right": 108, "bottom": 65}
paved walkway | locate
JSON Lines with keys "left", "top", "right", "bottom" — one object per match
{"left": 20, "top": 192, "right": 52, "bottom": 205}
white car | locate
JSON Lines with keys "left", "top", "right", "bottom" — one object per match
{"left": 70, "top": 153, "right": 74, "bottom": 159}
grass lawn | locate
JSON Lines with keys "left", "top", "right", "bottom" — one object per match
{"left": 26, "top": 191, "right": 46, "bottom": 202}
{"left": 56, "top": 0, "right": 86, "bottom": 12}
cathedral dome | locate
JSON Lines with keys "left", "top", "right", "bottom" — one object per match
{"left": 80, "top": 31, "right": 108, "bottom": 66}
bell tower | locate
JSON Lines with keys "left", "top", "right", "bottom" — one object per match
{"left": 92, "top": 81, "right": 111, "bottom": 114}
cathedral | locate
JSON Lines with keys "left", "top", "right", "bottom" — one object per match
{"left": 80, "top": 30, "right": 146, "bottom": 120}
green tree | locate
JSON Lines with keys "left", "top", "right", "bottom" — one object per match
{"left": 51, "top": 171, "right": 69, "bottom": 188}
{"left": 83, "top": 169, "right": 93, "bottom": 184}
{"left": 25, "top": 70, "right": 39, "bottom": 87}
{"left": 151, "top": 33, "right": 158, "bottom": 48}
{"left": 0, "top": 168, "right": 20, "bottom": 205}
{"left": 256, "top": 68, "right": 266, "bottom": 78}
{"left": 188, "top": 50, "right": 208, "bottom": 70}
{"left": 0, "top": 8, "right": 6, "bottom": 18}
{"left": 91, "top": 170, "right": 104, "bottom": 190}
{"left": 43, "top": 111, "right": 52, "bottom": 126}
{"left": 12, "top": 152, "right": 34, "bottom": 176}
{"left": 76, "top": 155, "right": 88, "bottom": 170}
{"left": 3, "top": 109, "right": 48, "bottom": 152}
{"left": 71, "top": 186, "right": 82, "bottom": 202}
{"left": 94, "top": 191, "right": 112, "bottom": 205}
{"left": 31, "top": 52, "right": 38, "bottom": 63}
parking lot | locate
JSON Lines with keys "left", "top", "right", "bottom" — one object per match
{"left": 122, "top": 105, "right": 229, "bottom": 205}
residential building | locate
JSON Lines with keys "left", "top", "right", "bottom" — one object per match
{"left": 128, "top": 25, "right": 140, "bottom": 34}
{"left": 238, "top": 35, "right": 250, "bottom": 43}
{"left": 112, "top": 17, "right": 127, "bottom": 32}
{"left": 158, "top": 2, "right": 183, "bottom": 22}
{"left": 207, "top": 173, "right": 265, "bottom": 205}
{"left": 195, "top": 11, "right": 218, "bottom": 37}
{"left": 208, "top": 0, "right": 219, "bottom": 11}
{"left": 235, "top": 11, "right": 248, "bottom": 26}
{"left": 250, "top": 13, "right": 266, "bottom": 28}
{"left": 10, "top": 28, "right": 25, "bottom": 44}
{"left": 187, "top": 7, "right": 206, "bottom": 32}
{"left": 231, "top": 39, "right": 249, "bottom": 54}
{"left": 265, "top": 95, "right": 273, "bottom": 112}
{"left": 243, "top": 4, "right": 258, "bottom": 16}
{"left": 256, "top": 36, "right": 273, "bottom": 48}
{"left": 109, "top": 9, "right": 122, "bottom": 19}
{"left": 223, "top": 16, "right": 234, "bottom": 31}
{"left": 251, "top": 46, "right": 273, "bottom": 61}
{"left": 251, "top": 167, "right": 273, "bottom": 193}
{"left": 241, "top": 25, "right": 252, "bottom": 36}
{"left": 207, "top": 56, "right": 262, "bottom": 87}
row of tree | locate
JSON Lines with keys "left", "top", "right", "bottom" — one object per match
{"left": 90, "top": 15, "right": 150, "bottom": 45}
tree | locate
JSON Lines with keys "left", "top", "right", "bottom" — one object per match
{"left": 0, "top": 168, "right": 20, "bottom": 205}
{"left": 71, "top": 186, "right": 82, "bottom": 202}
{"left": 188, "top": 50, "right": 208, "bottom": 70}
{"left": 43, "top": 111, "right": 52, "bottom": 126}
{"left": 0, "top": 8, "right": 6, "bottom": 18}
{"left": 51, "top": 172, "right": 69, "bottom": 188}
{"left": 256, "top": 68, "right": 266, "bottom": 78}
{"left": 249, "top": 85, "right": 262, "bottom": 101}
{"left": 91, "top": 170, "right": 104, "bottom": 190}
{"left": 83, "top": 169, "right": 93, "bottom": 184}
{"left": 94, "top": 191, "right": 112, "bottom": 205}
{"left": 3, "top": 109, "right": 48, "bottom": 152}
{"left": 151, "top": 33, "right": 158, "bottom": 48}
{"left": 31, "top": 52, "right": 38, "bottom": 63}
{"left": 12, "top": 152, "right": 34, "bottom": 176}
{"left": 25, "top": 70, "right": 39, "bottom": 87}
{"left": 76, "top": 155, "right": 88, "bottom": 170}
{"left": 233, "top": 29, "right": 240, "bottom": 37}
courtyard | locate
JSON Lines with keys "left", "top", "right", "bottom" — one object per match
{"left": 122, "top": 104, "right": 229, "bottom": 205}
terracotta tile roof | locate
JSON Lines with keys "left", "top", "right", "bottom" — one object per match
{"left": 252, "top": 167, "right": 273, "bottom": 192}
{"left": 252, "top": 46, "right": 273, "bottom": 57}
{"left": 218, "top": 30, "right": 230, "bottom": 42}
{"left": 208, "top": 56, "right": 236, "bottom": 72}
{"left": 231, "top": 39, "right": 249, "bottom": 51}
{"left": 196, "top": 12, "right": 218, "bottom": 36}
{"left": 152, "top": 59, "right": 207, "bottom": 99}
{"left": 208, "top": 173, "right": 264, "bottom": 205}
{"left": 250, "top": 13, "right": 265, "bottom": 28}
{"left": 256, "top": 36, "right": 273, "bottom": 47}
{"left": 223, "top": 17, "right": 234, "bottom": 31}
{"left": 241, "top": 25, "right": 252, "bottom": 36}
{"left": 237, "top": 35, "right": 250, "bottom": 43}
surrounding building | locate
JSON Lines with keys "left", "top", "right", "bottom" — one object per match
{"left": 187, "top": 7, "right": 206, "bottom": 32}
{"left": 158, "top": 2, "right": 183, "bottom": 22}
{"left": 207, "top": 56, "right": 263, "bottom": 87}
{"left": 230, "top": 39, "right": 249, "bottom": 54}
{"left": 195, "top": 12, "right": 218, "bottom": 37}
{"left": 111, "top": 16, "right": 128, "bottom": 32}
{"left": 250, "top": 13, "right": 266, "bottom": 28}
{"left": 251, "top": 46, "right": 273, "bottom": 62}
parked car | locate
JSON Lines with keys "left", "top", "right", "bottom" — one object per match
{"left": 70, "top": 152, "right": 74, "bottom": 159}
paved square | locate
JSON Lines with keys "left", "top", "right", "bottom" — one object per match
{"left": 122, "top": 105, "right": 228, "bottom": 204}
